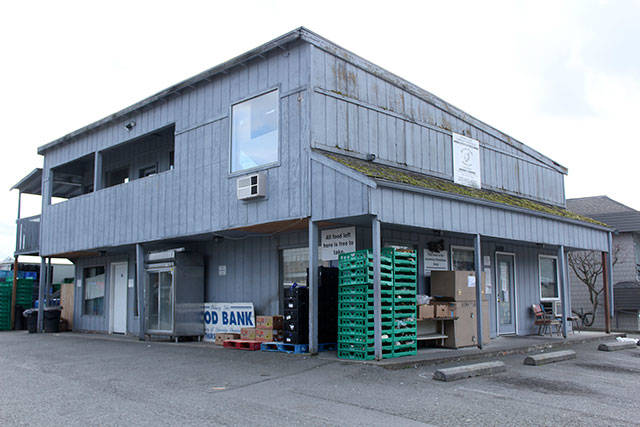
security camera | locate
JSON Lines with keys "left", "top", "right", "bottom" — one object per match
{"left": 124, "top": 121, "right": 136, "bottom": 131}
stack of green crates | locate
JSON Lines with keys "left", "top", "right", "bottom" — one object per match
{"left": 388, "top": 248, "right": 418, "bottom": 357}
{"left": 0, "top": 279, "right": 35, "bottom": 331}
{"left": 337, "top": 250, "right": 395, "bottom": 360}
{"left": 0, "top": 282, "right": 11, "bottom": 330}
{"left": 337, "top": 248, "right": 417, "bottom": 360}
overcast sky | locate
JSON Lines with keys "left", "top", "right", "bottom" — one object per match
{"left": 1, "top": 0, "right": 639, "bottom": 259}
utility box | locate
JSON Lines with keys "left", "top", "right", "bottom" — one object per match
{"left": 431, "top": 271, "right": 486, "bottom": 301}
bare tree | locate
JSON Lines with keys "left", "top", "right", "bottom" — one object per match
{"left": 567, "top": 247, "right": 619, "bottom": 326}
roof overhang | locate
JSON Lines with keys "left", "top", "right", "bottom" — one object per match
{"left": 11, "top": 168, "right": 42, "bottom": 195}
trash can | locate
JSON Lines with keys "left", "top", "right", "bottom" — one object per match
{"left": 23, "top": 309, "right": 37, "bottom": 333}
{"left": 14, "top": 305, "right": 26, "bottom": 330}
{"left": 44, "top": 307, "right": 61, "bottom": 333}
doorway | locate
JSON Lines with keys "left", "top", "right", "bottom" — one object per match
{"left": 495, "top": 252, "right": 516, "bottom": 335}
{"left": 110, "top": 262, "right": 128, "bottom": 334}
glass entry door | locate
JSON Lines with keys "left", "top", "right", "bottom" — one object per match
{"left": 496, "top": 253, "right": 516, "bottom": 335}
{"left": 147, "top": 268, "right": 174, "bottom": 333}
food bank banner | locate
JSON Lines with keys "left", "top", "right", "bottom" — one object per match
{"left": 203, "top": 302, "right": 255, "bottom": 342}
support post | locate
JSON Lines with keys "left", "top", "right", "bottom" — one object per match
{"left": 607, "top": 232, "right": 614, "bottom": 322}
{"left": 37, "top": 258, "right": 46, "bottom": 333}
{"left": 474, "top": 234, "right": 483, "bottom": 349}
{"left": 602, "top": 252, "right": 611, "bottom": 334}
{"left": 308, "top": 220, "right": 319, "bottom": 353}
{"left": 94, "top": 151, "right": 102, "bottom": 191}
{"left": 136, "top": 244, "right": 145, "bottom": 340}
{"left": 10, "top": 256, "right": 18, "bottom": 329}
{"left": 558, "top": 245, "right": 568, "bottom": 338}
{"left": 372, "top": 216, "right": 382, "bottom": 360}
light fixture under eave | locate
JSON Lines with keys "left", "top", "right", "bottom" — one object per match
{"left": 124, "top": 120, "right": 136, "bottom": 131}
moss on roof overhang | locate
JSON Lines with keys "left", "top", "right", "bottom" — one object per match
{"left": 324, "top": 152, "right": 608, "bottom": 228}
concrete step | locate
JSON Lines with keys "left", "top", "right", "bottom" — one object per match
{"left": 433, "top": 361, "right": 506, "bottom": 382}
{"left": 598, "top": 341, "right": 637, "bottom": 352}
{"left": 523, "top": 350, "right": 576, "bottom": 366}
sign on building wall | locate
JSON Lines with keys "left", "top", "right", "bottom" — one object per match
{"left": 321, "top": 226, "right": 356, "bottom": 261}
{"left": 203, "top": 302, "right": 255, "bottom": 342}
{"left": 423, "top": 249, "right": 449, "bottom": 276}
{"left": 452, "top": 132, "right": 482, "bottom": 189}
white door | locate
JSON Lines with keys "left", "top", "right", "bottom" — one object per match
{"left": 112, "top": 262, "right": 128, "bottom": 334}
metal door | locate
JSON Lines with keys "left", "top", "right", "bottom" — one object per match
{"left": 496, "top": 253, "right": 516, "bottom": 335}
{"left": 112, "top": 262, "right": 128, "bottom": 334}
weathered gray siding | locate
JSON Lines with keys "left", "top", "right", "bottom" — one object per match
{"left": 309, "top": 155, "right": 371, "bottom": 221}
{"left": 204, "top": 236, "right": 280, "bottom": 316}
{"left": 40, "top": 41, "right": 311, "bottom": 256}
{"left": 73, "top": 250, "right": 139, "bottom": 335}
{"left": 309, "top": 46, "right": 566, "bottom": 207}
{"left": 371, "top": 186, "right": 609, "bottom": 251}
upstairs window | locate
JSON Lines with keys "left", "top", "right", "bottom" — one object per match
{"left": 230, "top": 89, "right": 279, "bottom": 173}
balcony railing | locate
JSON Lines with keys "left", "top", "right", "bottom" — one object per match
{"left": 16, "top": 215, "right": 40, "bottom": 255}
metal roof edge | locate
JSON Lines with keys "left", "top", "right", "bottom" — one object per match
{"left": 37, "top": 27, "right": 306, "bottom": 155}
{"left": 299, "top": 29, "right": 567, "bottom": 175}
{"left": 376, "top": 179, "right": 613, "bottom": 233}
{"left": 11, "top": 168, "right": 42, "bottom": 192}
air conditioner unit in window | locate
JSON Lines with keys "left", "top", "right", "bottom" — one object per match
{"left": 237, "top": 172, "right": 266, "bottom": 200}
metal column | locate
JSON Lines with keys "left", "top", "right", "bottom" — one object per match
{"left": 308, "top": 220, "right": 319, "bottom": 354}
{"left": 558, "top": 245, "right": 568, "bottom": 338}
{"left": 474, "top": 234, "right": 483, "bottom": 349}
{"left": 37, "top": 257, "right": 46, "bottom": 333}
{"left": 136, "top": 244, "right": 145, "bottom": 340}
{"left": 372, "top": 217, "right": 382, "bottom": 360}
{"left": 607, "top": 232, "right": 614, "bottom": 321}
{"left": 602, "top": 252, "right": 611, "bottom": 334}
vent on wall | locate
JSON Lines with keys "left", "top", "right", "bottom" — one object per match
{"left": 237, "top": 172, "right": 266, "bottom": 200}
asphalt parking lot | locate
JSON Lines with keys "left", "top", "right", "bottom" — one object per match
{"left": 0, "top": 331, "right": 638, "bottom": 426}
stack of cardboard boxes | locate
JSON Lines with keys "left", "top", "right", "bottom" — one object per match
{"left": 253, "top": 315, "right": 283, "bottom": 342}
{"left": 427, "top": 271, "right": 490, "bottom": 348}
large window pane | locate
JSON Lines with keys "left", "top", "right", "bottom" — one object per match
{"left": 539, "top": 257, "right": 559, "bottom": 299}
{"left": 451, "top": 247, "right": 475, "bottom": 271}
{"left": 282, "top": 247, "right": 308, "bottom": 288}
{"left": 83, "top": 266, "right": 105, "bottom": 315}
{"left": 231, "top": 90, "right": 279, "bottom": 172}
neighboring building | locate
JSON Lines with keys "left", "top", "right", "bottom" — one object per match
{"left": 11, "top": 28, "right": 613, "bottom": 355}
{"left": 567, "top": 196, "right": 640, "bottom": 331}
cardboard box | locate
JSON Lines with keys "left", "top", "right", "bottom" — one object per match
{"left": 442, "top": 300, "right": 490, "bottom": 348}
{"left": 430, "top": 271, "right": 486, "bottom": 301}
{"left": 241, "top": 328, "right": 256, "bottom": 340}
{"left": 434, "top": 303, "right": 449, "bottom": 318}
{"left": 214, "top": 333, "right": 240, "bottom": 346}
{"left": 256, "top": 315, "right": 283, "bottom": 330}
{"left": 418, "top": 304, "right": 434, "bottom": 320}
{"left": 255, "top": 328, "right": 283, "bottom": 342}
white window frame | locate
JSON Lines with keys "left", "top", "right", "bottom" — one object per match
{"left": 229, "top": 87, "right": 280, "bottom": 175}
{"left": 450, "top": 245, "right": 475, "bottom": 271}
{"left": 538, "top": 254, "right": 560, "bottom": 302}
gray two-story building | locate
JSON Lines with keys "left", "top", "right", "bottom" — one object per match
{"left": 12, "top": 28, "right": 614, "bottom": 357}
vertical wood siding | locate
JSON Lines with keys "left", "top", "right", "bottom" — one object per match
{"left": 310, "top": 48, "right": 566, "bottom": 206}
{"left": 372, "top": 187, "right": 609, "bottom": 252}
{"left": 40, "top": 42, "right": 311, "bottom": 256}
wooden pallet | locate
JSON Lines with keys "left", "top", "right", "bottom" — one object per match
{"left": 223, "top": 339, "right": 262, "bottom": 351}
{"left": 260, "top": 342, "right": 280, "bottom": 352}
